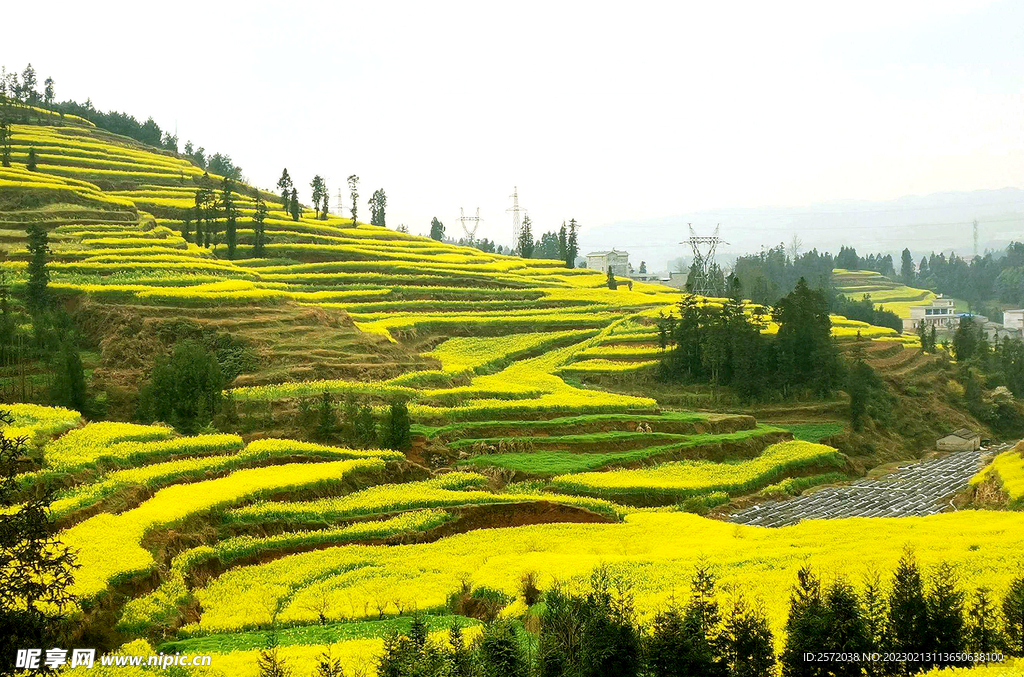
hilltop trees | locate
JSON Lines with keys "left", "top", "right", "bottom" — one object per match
{"left": 43, "top": 77, "right": 54, "bottom": 107}
{"left": 277, "top": 169, "right": 293, "bottom": 212}
{"left": 369, "top": 188, "right": 387, "bottom": 227}
{"left": 429, "top": 217, "right": 445, "bottom": 241}
{"left": 534, "top": 231, "right": 561, "bottom": 260}
{"left": 773, "top": 278, "right": 841, "bottom": 397}
{"left": 347, "top": 175, "right": 360, "bottom": 225}
{"left": 252, "top": 194, "right": 269, "bottom": 257}
{"left": 20, "top": 63, "right": 38, "bottom": 103}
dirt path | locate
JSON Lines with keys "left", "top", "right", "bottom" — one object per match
{"left": 727, "top": 444, "right": 1011, "bottom": 528}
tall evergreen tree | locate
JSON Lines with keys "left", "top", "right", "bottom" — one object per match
{"left": 26, "top": 147, "right": 37, "bottom": 171}
{"left": 289, "top": 188, "right": 300, "bottom": 221}
{"left": 478, "top": 620, "right": 528, "bottom": 677}
{"left": 721, "top": 597, "right": 775, "bottom": 677}
{"left": 49, "top": 341, "right": 89, "bottom": 415}
{"left": 141, "top": 339, "right": 223, "bottom": 435}
{"left": 861, "top": 570, "right": 889, "bottom": 676}
{"left": 518, "top": 215, "right": 534, "bottom": 258}
{"left": 43, "top": 77, "right": 54, "bottom": 107}
{"left": 252, "top": 193, "right": 269, "bottom": 257}
{"left": 558, "top": 222, "right": 568, "bottom": 262}
{"left": 925, "top": 562, "right": 967, "bottom": 668}
{"left": 1004, "top": 574, "right": 1024, "bottom": 656}
{"left": 887, "top": 549, "right": 929, "bottom": 675}
{"left": 900, "top": 248, "right": 915, "bottom": 284}
{"left": 369, "top": 188, "right": 387, "bottom": 227}
{"left": 773, "top": 278, "right": 840, "bottom": 397}
{"left": 347, "top": 175, "right": 360, "bottom": 225}
{"left": 20, "top": 63, "right": 38, "bottom": 103}
{"left": 24, "top": 222, "right": 49, "bottom": 313}
{"left": 566, "top": 218, "right": 579, "bottom": 268}
{"left": 429, "top": 217, "right": 445, "bottom": 241}
{"left": 276, "top": 168, "right": 293, "bottom": 211}
{"left": 823, "top": 578, "right": 871, "bottom": 677}
{"left": 967, "top": 587, "right": 1003, "bottom": 659}
{"left": 380, "top": 400, "right": 411, "bottom": 451}
{"left": 607, "top": 269, "right": 618, "bottom": 290}
{"left": 781, "top": 566, "right": 828, "bottom": 677}
{"left": 310, "top": 175, "right": 326, "bottom": 220}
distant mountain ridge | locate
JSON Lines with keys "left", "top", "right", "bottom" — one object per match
{"left": 585, "top": 187, "right": 1024, "bottom": 274}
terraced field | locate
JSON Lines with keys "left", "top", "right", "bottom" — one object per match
{"left": 4, "top": 113, "right": 1020, "bottom": 676}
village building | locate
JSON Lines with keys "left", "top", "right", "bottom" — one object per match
{"left": 1003, "top": 309, "right": 1024, "bottom": 331}
{"left": 902, "top": 296, "right": 987, "bottom": 333}
{"left": 936, "top": 428, "right": 982, "bottom": 452}
{"left": 585, "top": 250, "right": 630, "bottom": 277}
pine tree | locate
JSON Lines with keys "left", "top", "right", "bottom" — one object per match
{"left": 1004, "top": 574, "right": 1024, "bottom": 656}
{"left": 380, "top": 400, "right": 410, "bottom": 451}
{"left": 347, "top": 175, "right": 360, "bottom": 225}
{"left": 823, "top": 578, "right": 870, "bottom": 677}
{"left": 26, "top": 146, "right": 37, "bottom": 171}
{"left": 277, "top": 168, "right": 293, "bottom": 211}
{"left": 861, "top": 570, "right": 888, "bottom": 676}
{"left": 607, "top": 269, "right": 618, "bottom": 290}
{"left": 43, "top": 77, "right": 54, "bottom": 107}
{"left": 640, "top": 261, "right": 647, "bottom": 274}
{"left": 901, "top": 248, "right": 915, "bottom": 284}
{"left": 24, "top": 222, "right": 49, "bottom": 313}
{"left": 369, "top": 188, "right": 387, "bottom": 227}
{"left": 447, "top": 623, "right": 475, "bottom": 677}
{"left": 925, "top": 562, "right": 967, "bottom": 668}
{"left": 21, "top": 63, "right": 38, "bottom": 103}
{"left": 289, "top": 188, "right": 300, "bottom": 221}
{"left": 429, "top": 217, "right": 445, "bottom": 241}
{"left": 252, "top": 193, "right": 269, "bottom": 257}
{"left": 311, "top": 175, "right": 326, "bottom": 219}
{"left": 558, "top": 222, "right": 568, "bottom": 262}
{"left": 50, "top": 341, "right": 89, "bottom": 415}
{"left": 722, "top": 596, "right": 775, "bottom": 677}
{"left": 781, "top": 566, "right": 828, "bottom": 677}
{"left": 518, "top": 215, "right": 534, "bottom": 258}
{"left": 967, "top": 587, "right": 1003, "bottom": 659}
{"left": 478, "top": 620, "right": 528, "bottom": 677}
{"left": 312, "top": 650, "right": 344, "bottom": 677}
{"left": 356, "top": 405, "right": 377, "bottom": 448}
{"left": 256, "top": 637, "right": 291, "bottom": 677}
{"left": 887, "top": 549, "right": 929, "bottom": 675}
{"left": 566, "top": 218, "right": 579, "bottom": 268}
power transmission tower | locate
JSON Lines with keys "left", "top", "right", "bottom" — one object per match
{"left": 457, "top": 207, "right": 482, "bottom": 244}
{"left": 507, "top": 187, "right": 524, "bottom": 246}
{"left": 681, "top": 224, "right": 728, "bottom": 296}
{"left": 335, "top": 188, "right": 345, "bottom": 218}
{"left": 973, "top": 219, "right": 979, "bottom": 257}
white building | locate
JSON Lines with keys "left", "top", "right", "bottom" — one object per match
{"left": 903, "top": 296, "right": 977, "bottom": 333}
{"left": 586, "top": 250, "right": 630, "bottom": 277}
{"left": 1004, "top": 309, "right": 1024, "bottom": 331}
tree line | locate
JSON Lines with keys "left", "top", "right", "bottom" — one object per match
{"left": 1, "top": 62, "right": 243, "bottom": 180}
{"left": 656, "top": 277, "right": 842, "bottom": 401}
{"left": 255, "top": 555, "right": 1024, "bottom": 677}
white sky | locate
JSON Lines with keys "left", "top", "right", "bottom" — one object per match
{"left": 4, "top": 0, "right": 1022, "bottom": 250}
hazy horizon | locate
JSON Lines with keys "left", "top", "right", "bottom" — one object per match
{"left": 5, "top": 0, "right": 1022, "bottom": 255}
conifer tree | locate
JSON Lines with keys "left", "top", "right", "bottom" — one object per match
{"left": 823, "top": 578, "right": 870, "bottom": 677}
{"left": 1004, "top": 574, "right": 1024, "bottom": 656}
{"left": 781, "top": 566, "right": 828, "bottom": 677}
{"left": 925, "top": 562, "right": 967, "bottom": 668}
{"left": 606, "top": 269, "right": 617, "bottom": 290}
{"left": 369, "top": 188, "right": 387, "bottom": 227}
{"left": 347, "top": 175, "right": 360, "bottom": 225}
{"left": 277, "top": 168, "right": 293, "bottom": 211}
{"left": 43, "top": 77, "right": 54, "bottom": 107}
{"left": 861, "top": 570, "right": 888, "bottom": 675}
{"left": 566, "top": 218, "right": 579, "bottom": 268}
{"left": 429, "top": 217, "right": 445, "bottom": 241}
{"left": 311, "top": 175, "right": 326, "bottom": 219}
{"left": 887, "top": 549, "right": 929, "bottom": 674}
{"left": 24, "top": 222, "right": 49, "bottom": 313}
{"left": 478, "top": 620, "right": 528, "bottom": 677}
{"left": 26, "top": 147, "right": 37, "bottom": 171}
{"left": 558, "top": 221, "right": 568, "bottom": 262}
{"left": 721, "top": 596, "right": 775, "bottom": 677}
{"left": 289, "top": 188, "right": 300, "bottom": 221}
{"left": 380, "top": 399, "right": 410, "bottom": 451}
{"left": 252, "top": 193, "right": 269, "bottom": 257}
{"left": 315, "top": 391, "right": 336, "bottom": 440}
{"left": 967, "top": 586, "right": 1003, "bottom": 659}
{"left": 518, "top": 215, "right": 534, "bottom": 258}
